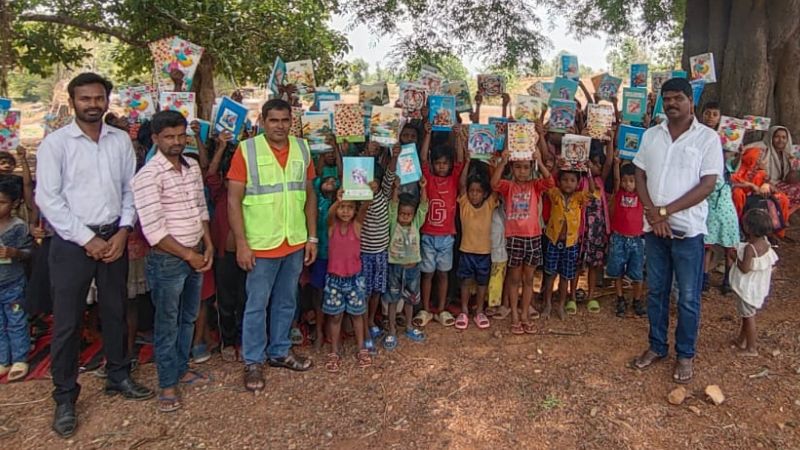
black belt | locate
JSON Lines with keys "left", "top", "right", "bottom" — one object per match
{"left": 88, "top": 219, "right": 120, "bottom": 239}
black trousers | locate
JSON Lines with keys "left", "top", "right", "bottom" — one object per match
{"left": 214, "top": 251, "right": 247, "bottom": 346}
{"left": 49, "top": 234, "right": 129, "bottom": 405}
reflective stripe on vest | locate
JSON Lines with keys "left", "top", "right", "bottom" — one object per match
{"left": 244, "top": 137, "right": 310, "bottom": 196}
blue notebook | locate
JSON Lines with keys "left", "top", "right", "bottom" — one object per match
{"left": 561, "top": 54, "right": 579, "bottom": 81}
{"left": 618, "top": 125, "right": 646, "bottom": 160}
{"left": 488, "top": 117, "right": 509, "bottom": 151}
{"left": 343, "top": 157, "right": 375, "bottom": 200}
{"left": 185, "top": 119, "right": 211, "bottom": 153}
{"left": 428, "top": 95, "right": 457, "bottom": 132}
{"left": 549, "top": 77, "right": 579, "bottom": 104}
{"left": 547, "top": 100, "right": 576, "bottom": 133}
{"left": 621, "top": 88, "right": 647, "bottom": 123}
{"left": 0, "top": 97, "right": 11, "bottom": 111}
{"left": 630, "top": 64, "right": 649, "bottom": 88}
{"left": 397, "top": 143, "right": 422, "bottom": 185}
{"left": 214, "top": 96, "right": 248, "bottom": 141}
{"left": 267, "top": 57, "right": 286, "bottom": 97}
{"left": 314, "top": 91, "right": 340, "bottom": 110}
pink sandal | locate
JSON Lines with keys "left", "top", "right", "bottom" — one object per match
{"left": 455, "top": 313, "right": 469, "bottom": 330}
{"left": 474, "top": 313, "right": 490, "bottom": 329}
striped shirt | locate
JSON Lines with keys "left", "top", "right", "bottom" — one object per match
{"left": 361, "top": 169, "right": 396, "bottom": 254}
{"left": 132, "top": 151, "right": 208, "bottom": 248}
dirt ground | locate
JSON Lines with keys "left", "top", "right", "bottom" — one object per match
{"left": 2, "top": 226, "right": 800, "bottom": 450}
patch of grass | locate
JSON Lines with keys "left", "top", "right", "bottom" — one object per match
{"left": 539, "top": 395, "right": 563, "bottom": 411}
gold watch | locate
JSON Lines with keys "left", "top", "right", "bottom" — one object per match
{"left": 658, "top": 207, "right": 669, "bottom": 217}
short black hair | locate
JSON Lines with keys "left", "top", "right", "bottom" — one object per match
{"left": 151, "top": 110, "right": 188, "bottom": 134}
{"left": 743, "top": 208, "right": 773, "bottom": 238}
{"left": 0, "top": 152, "right": 16, "bottom": 166}
{"left": 558, "top": 170, "right": 581, "bottom": 181}
{"left": 702, "top": 101, "right": 720, "bottom": 111}
{"left": 0, "top": 174, "right": 22, "bottom": 202}
{"left": 67, "top": 72, "right": 113, "bottom": 99}
{"left": 620, "top": 163, "right": 636, "bottom": 177}
{"left": 261, "top": 99, "right": 292, "bottom": 118}
{"left": 430, "top": 145, "right": 454, "bottom": 163}
{"left": 661, "top": 78, "right": 692, "bottom": 100}
{"left": 398, "top": 193, "right": 418, "bottom": 210}
{"left": 466, "top": 175, "right": 490, "bottom": 195}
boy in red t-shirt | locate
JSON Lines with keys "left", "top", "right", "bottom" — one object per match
{"left": 607, "top": 161, "right": 646, "bottom": 317}
{"left": 414, "top": 123, "right": 465, "bottom": 328}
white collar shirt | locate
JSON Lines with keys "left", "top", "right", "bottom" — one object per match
{"left": 633, "top": 117, "right": 723, "bottom": 237}
{"left": 35, "top": 120, "right": 137, "bottom": 246}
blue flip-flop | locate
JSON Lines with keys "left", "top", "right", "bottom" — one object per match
{"left": 369, "top": 326, "right": 384, "bottom": 340}
{"left": 404, "top": 328, "right": 426, "bottom": 343}
{"left": 180, "top": 369, "right": 211, "bottom": 385}
{"left": 383, "top": 334, "right": 398, "bottom": 351}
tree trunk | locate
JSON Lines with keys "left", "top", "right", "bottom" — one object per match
{"left": 683, "top": 0, "right": 800, "bottom": 140}
{"left": 193, "top": 52, "right": 216, "bottom": 120}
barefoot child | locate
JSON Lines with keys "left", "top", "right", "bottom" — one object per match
{"left": 0, "top": 175, "right": 33, "bottom": 381}
{"left": 729, "top": 209, "right": 778, "bottom": 356}
{"left": 324, "top": 190, "right": 372, "bottom": 372}
{"left": 455, "top": 157, "right": 497, "bottom": 329}
{"left": 308, "top": 175, "right": 338, "bottom": 349}
{"left": 608, "top": 162, "right": 646, "bottom": 317}
{"left": 384, "top": 178, "right": 429, "bottom": 349}
{"left": 491, "top": 150, "right": 554, "bottom": 334}
{"left": 542, "top": 165, "right": 597, "bottom": 320}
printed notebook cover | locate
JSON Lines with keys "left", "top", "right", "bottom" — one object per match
{"left": 302, "top": 112, "right": 334, "bottom": 152}
{"left": 718, "top": 116, "right": 746, "bottom": 152}
{"left": 514, "top": 95, "right": 546, "bottom": 122}
{"left": 159, "top": 92, "right": 196, "bottom": 121}
{"left": 343, "top": 157, "right": 375, "bottom": 201}
{"left": 369, "top": 106, "right": 403, "bottom": 146}
{"left": 399, "top": 82, "right": 428, "bottom": 120}
{"left": 549, "top": 77, "right": 579, "bottom": 104}
{"left": 477, "top": 74, "right": 506, "bottom": 97}
{"left": 547, "top": 99, "right": 576, "bottom": 133}
{"left": 561, "top": 54, "right": 579, "bottom": 81}
{"left": 285, "top": 59, "right": 316, "bottom": 95}
{"left": 630, "top": 63, "right": 649, "bottom": 88}
{"left": 150, "top": 36, "right": 204, "bottom": 92}
{"left": 690, "top": 53, "right": 717, "bottom": 84}
{"left": 213, "top": 96, "right": 249, "bottom": 139}
{"left": 561, "top": 134, "right": 591, "bottom": 172}
{"left": 442, "top": 81, "right": 472, "bottom": 113}
{"left": 468, "top": 124, "right": 497, "bottom": 160}
{"left": 621, "top": 87, "right": 647, "bottom": 123}
{"left": 397, "top": 143, "right": 422, "bottom": 185}
{"left": 334, "top": 103, "right": 366, "bottom": 143}
{"left": 0, "top": 109, "right": 21, "bottom": 151}
{"left": 586, "top": 104, "right": 614, "bottom": 140}
{"left": 506, "top": 123, "right": 539, "bottom": 161}
{"left": 489, "top": 117, "right": 509, "bottom": 151}
{"left": 617, "top": 124, "right": 645, "bottom": 160}
{"left": 359, "top": 82, "right": 390, "bottom": 106}
{"left": 428, "top": 95, "right": 457, "bottom": 132}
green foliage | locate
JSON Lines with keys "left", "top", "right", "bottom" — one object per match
{"left": 606, "top": 37, "right": 651, "bottom": 78}
{"left": 7, "top": 69, "right": 57, "bottom": 101}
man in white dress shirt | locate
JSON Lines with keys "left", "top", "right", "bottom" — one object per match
{"left": 630, "top": 78, "right": 723, "bottom": 384}
{"left": 36, "top": 73, "right": 154, "bottom": 438}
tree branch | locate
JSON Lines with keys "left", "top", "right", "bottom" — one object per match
{"left": 18, "top": 13, "right": 146, "bottom": 48}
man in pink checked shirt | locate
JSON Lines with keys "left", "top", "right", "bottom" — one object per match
{"left": 132, "top": 110, "right": 214, "bottom": 413}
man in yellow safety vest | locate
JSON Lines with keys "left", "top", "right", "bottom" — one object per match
{"left": 227, "top": 99, "right": 318, "bottom": 392}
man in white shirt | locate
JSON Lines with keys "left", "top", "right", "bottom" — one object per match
{"left": 36, "top": 73, "right": 154, "bottom": 438}
{"left": 631, "top": 78, "right": 723, "bottom": 384}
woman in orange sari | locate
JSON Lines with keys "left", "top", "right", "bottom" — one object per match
{"left": 732, "top": 146, "right": 790, "bottom": 236}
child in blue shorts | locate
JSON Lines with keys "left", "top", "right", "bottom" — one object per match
{"left": 323, "top": 191, "right": 371, "bottom": 373}
{"left": 542, "top": 167, "right": 597, "bottom": 320}
{"left": 309, "top": 175, "right": 337, "bottom": 349}
{"left": 383, "top": 178, "right": 428, "bottom": 350}
{"left": 607, "top": 162, "right": 646, "bottom": 317}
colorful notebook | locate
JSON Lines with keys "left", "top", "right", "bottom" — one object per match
{"left": 547, "top": 100, "right": 576, "bottom": 133}
{"left": 477, "top": 74, "right": 506, "bottom": 97}
{"left": 651, "top": 71, "right": 671, "bottom": 94}
{"left": 526, "top": 81, "right": 550, "bottom": 102}
{"left": 591, "top": 73, "right": 622, "bottom": 101}
{"left": 302, "top": 112, "right": 334, "bottom": 152}
{"left": 468, "top": 124, "right": 497, "bottom": 160}
{"left": 743, "top": 115, "right": 771, "bottom": 131}
{"left": 334, "top": 103, "right": 365, "bottom": 143}
{"left": 397, "top": 143, "right": 422, "bottom": 185}
{"left": 506, "top": 123, "right": 539, "bottom": 161}
{"left": 369, "top": 106, "right": 402, "bottom": 146}
{"left": 514, "top": 95, "right": 546, "bottom": 123}
{"left": 119, "top": 86, "right": 156, "bottom": 121}
{"left": 561, "top": 54, "right": 580, "bottom": 81}
{"left": 617, "top": 124, "right": 646, "bottom": 160}
{"left": 314, "top": 91, "right": 340, "bottom": 110}
{"left": 561, "top": 134, "right": 591, "bottom": 172}
{"left": 428, "top": 95, "right": 457, "bottom": 132}
{"left": 342, "top": 157, "right": 375, "bottom": 201}
{"left": 442, "top": 81, "right": 472, "bottom": 113}
{"left": 419, "top": 68, "right": 443, "bottom": 94}
{"left": 359, "top": 82, "right": 390, "bottom": 106}
{"left": 691, "top": 80, "right": 705, "bottom": 106}
{"left": 213, "top": 96, "right": 249, "bottom": 139}
{"left": 690, "top": 53, "right": 716, "bottom": 83}
{"left": 621, "top": 87, "right": 647, "bottom": 123}
{"left": 653, "top": 92, "right": 665, "bottom": 121}
{"left": 267, "top": 57, "right": 286, "bottom": 97}
{"left": 0, "top": 109, "right": 21, "bottom": 151}
{"left": 586, "top": 104, "right": 614, "bottom": 140}
{"left": 489, "top": 117, "right": 509, "bottom": 151}
{"left": 718, "top": 116, "right": 746, "bottom": 152}
{"left": 159, "top": 92, "right": 196, "bottom": 120}
{"left": 185, "top": 119, "right": 211, "bottom": 153}
{"left": 630, "top": 64, "right": 649, "bottom": 88}
{"left": 149, "top": 36, "right": 204, "bottom": 92}
{"left": 399, "top": 82, "right": 428, "bottom": 120}
{"left": 549, "top": 77, "right": 579, "bottom": 104}
{"left": 289, "top": 107, "right": 303, "bottom": 137}
{"left": 0, "top": 98, "right": 10, "bottom": 111}
{"left": 285, "top": 59, "right": 316, "bottom": 95}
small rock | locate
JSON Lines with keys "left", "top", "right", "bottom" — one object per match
{"left": 772, "top": 349, "right": 781, "bottom": 357}
{"left": 122, "top": 419, "right": 130, "bottom": 427}
{"left": 526, "top": 354, "right": 536, "bottom": 360}
{"left": 536, "top": 348, "right": 543, "bottom": 355}
{"left": 794, "top": 400, "right": 800, "bottom": 407}
{"left": 324, "top": 431, "right": 333, "bottom": 439}
{"left": 777, "top": 422, "right": 786, "bottom": 431}
{"left": 705, "top": 385, "right": 725, "bottom": 405}
{"left": 371, "top": 373, "right": 380, "bottom": 380}
{"left": 533, "top": 369, "right": 542, "bottom": 374}
{"left": 590, "top": 407, "right": 598, "bottom": 417}
{"left": 688, "top": 406, "right": 701, "bottom": 416}
{"left": 668, "top": 386, "right": 687, "bottom": 405}
{"left": 493, "top": 330, "right": 503, "bottom": 339}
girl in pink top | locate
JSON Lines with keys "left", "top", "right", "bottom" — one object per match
{"left": 323, "top": 188, "right": 372, "bottom": 373}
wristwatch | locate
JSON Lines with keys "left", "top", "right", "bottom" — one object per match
{"left": 658, "top": 207, "right": 669, "bottom": 218}
{"left": 121, "top": 225, "right": 134, "bottom": 233}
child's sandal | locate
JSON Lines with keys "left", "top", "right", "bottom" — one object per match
{"left": 356, "top": 349, "right": 372, "bottom": 368}
{"left": 325, "top": 353, "right": 341, "bottom": 373}
{"left": 511, "top": 322, "right": 525, "bottom": 335}
{"left": 523, "top": 322, "right": 536, "bottom": 334}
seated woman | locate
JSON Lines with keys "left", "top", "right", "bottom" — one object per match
{"left": 761, "top": 126, "right": 800, "bottom": 216}
{"left": 732, "top": 146, "right": 790, "bottom": 237}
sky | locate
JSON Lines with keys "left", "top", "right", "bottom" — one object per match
{"left": 329, "top": 8, "right": 610, "bottom": 74}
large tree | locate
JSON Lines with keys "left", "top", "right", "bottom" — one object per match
{"left": 6, "top": 0, "right": 350, "bottom": 118}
